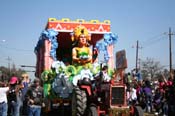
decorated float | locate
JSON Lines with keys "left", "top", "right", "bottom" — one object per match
{"left": 35, "top": 18, "right": 130, "bottom": 116}
{"left": 35, "top": 18, "right": 114, "bottom": 77}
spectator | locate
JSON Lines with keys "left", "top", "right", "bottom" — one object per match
{"left": 143, "top": 80, "right": 153, "bottom": 113}
{"left": 158, "top": 78, "right": 165, "bottom": 94}
{"left": 0, "top": 82, "right": 9, "bottom": 116}
{"left": 165, "top": 77, "right": 174, "bottom": 116}
{"left": 161, "top": 73, "right": 174, "bottom": 116}
{"left": 101, "top": 65, "right": 111, "bottom": 82}
{"left": 129, "top": 85, "right": 137, "bottom": 105}
{"left": 25, "top": 78, "right": 44, "bottom": 116}
{"left": 7, "top": 76, "right": 22, "bottom": 116}
{"left": 21, "top": 73, "right": 30, "bottom": 115}
{"left": 153, "top": 88, "right": 162, "bottom": 115}
{"left": 136, "top": 81, "right": 143, "bottom": 103}
{"left": 127, "top": 72, "right": 132, "bottom": 84}
{"left": 21, "top": 73, "right": 30, "bottom": 100}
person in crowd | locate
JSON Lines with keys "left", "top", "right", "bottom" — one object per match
{"left": 21, "top": 73, "right": 30, "bottom": 115}
{"left": 25, "top": 78, "right": 44, "bottom": 116}
{"left": 158, "top": 73, "right": 174, "bottom": 116}
{"left": 128, "top": 84, "right": 137, "bottom": 105}
{"left": 126, "top": 83, "right": 131, "bottom": 105}
{"left": 101, "top": 64, "right": 111, "bottom": 82}
{"left": 7, "top": 76, "right": 22, "bottom": 116}
{"left": 125, "top": 73, "right": 132, "bottom": 105}
{"left": 127, "top": 72, "right": 132, "bottom": 84}
{"left": 135, "top": 81, "right": 143, "bottom": 103}
{"left": 153, "top": 88, "right": 163, "bottom": 115}
{"left": 163, "top": 73, "right": 174, "bottom": 116}
{"left": 0, "top": 81, "right": 9, "bottom": 116}
{"left": 143, "top": 80, "right": 153, "bottom": 113}
{"left": 21, "top": 73, "right": 30, "bottom": 100}
{"left": 158, "top": 78, "right": 165, "bottom": 94}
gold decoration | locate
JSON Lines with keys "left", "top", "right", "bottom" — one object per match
{"left": 72, "top": 25, "right": 91, "bottom": 42}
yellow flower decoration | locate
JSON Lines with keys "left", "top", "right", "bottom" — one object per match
{"left": 71, "top": 25, "right": 91, "bottom": 42}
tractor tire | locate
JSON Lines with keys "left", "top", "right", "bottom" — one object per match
{"left": 72, "top": 87, "right": 87, "bottom": 116}
{"left": 87, "top": 105, "right": 98, "bottom": 116}
{"left": 134, "top": 106, "right": 144, "bottom": 116}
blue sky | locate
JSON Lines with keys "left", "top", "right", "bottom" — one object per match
{"left": 0, "top": 0, "right": 175, "bottom": 79}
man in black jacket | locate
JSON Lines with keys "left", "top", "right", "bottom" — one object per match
{"left": 25, "top": 78, "right": 44, "bottom": 116}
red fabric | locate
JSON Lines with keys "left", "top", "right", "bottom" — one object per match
{"left": 166, "top": 80, "right": 173, "bottom": 86}
{"left": 159, "top": 82, "right": 165, "bottom": 93}
{"left": 136, "top": 86, "right": 141, "bottom": 96}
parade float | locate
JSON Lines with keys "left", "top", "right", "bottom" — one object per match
{"left": 35, "top": 18, "right": 129, "bottom": 116}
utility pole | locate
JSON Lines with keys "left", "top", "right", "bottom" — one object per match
{"left": 168, "top": 27, "right": 174, "bottom": 74}
{"left": 6, "top": 56, "right": 11, "bottom": 76}
{"left": 136, "top": 40, "right": 139, "bottom": 73}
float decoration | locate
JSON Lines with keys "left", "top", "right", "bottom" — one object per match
{"left": 51, "top": 61, "right": 66, "bottom": 74}
{"left": 95, "top": 33, "right": 118, "bottom": 62}
{"left": 72, "top": 25, "right": 91, "bottom": 42}
{"left": 65, "top": 65, "right": 77, "bottom": 81}
{"left": 35, "top": 29, "right": 58, "bottom": 61}
{"left": 41, "top": 70, "right": 56, "bottom": 98}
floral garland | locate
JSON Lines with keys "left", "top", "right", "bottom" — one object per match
{"left": 42, "top": 60, "right": 115, "bottom": 98}
{"left": 95, "top": 33, "right": 118, "bottom": 62}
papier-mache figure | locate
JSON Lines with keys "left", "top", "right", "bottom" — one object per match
{"left": 72, "top": 26, "right": 92, "bottom": 66}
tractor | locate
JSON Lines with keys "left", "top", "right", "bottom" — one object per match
{"left": 71, "top": 50, "right": 129, "bottom": 116}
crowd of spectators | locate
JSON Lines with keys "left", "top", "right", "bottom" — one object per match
{"left": 0, "top": 73, "right": 44, "bottom": 116}
{"left": 125, "top": 70, "right": 175, "bottom": 116}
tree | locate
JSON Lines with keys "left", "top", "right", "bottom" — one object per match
{"left": 0, "top": 65, "right": 26, "bottom": 82}
{"left": 140, "top": 57, "right": 164, "bottom": 80}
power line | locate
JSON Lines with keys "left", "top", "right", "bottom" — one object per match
{"left": 162, "top": 64, "right": 175, "bottom": 68}
{"left": 141, "top": 36, "right": 165, "bottom": 49}
{"left": 141, "top": 33, "right": 165, "bottom": 45}
{"left": 1, "top": 44, "right": 33, "bottom": 52}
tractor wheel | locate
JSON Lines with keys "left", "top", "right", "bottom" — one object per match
{"left": 87, "top": 105, "right": 98, "bottom": 116}
{"left": 72, "top": 87, "right": 87, "bottom": 116}
{"left": 134, "top": 106, "right": 144, "bottom": 116}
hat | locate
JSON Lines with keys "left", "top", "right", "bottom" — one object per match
{"left": 10, "top": 76, "right": 18, "bottom": 84}
{"left": 71, "top": 26, "right": 91, "bottom": 42}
